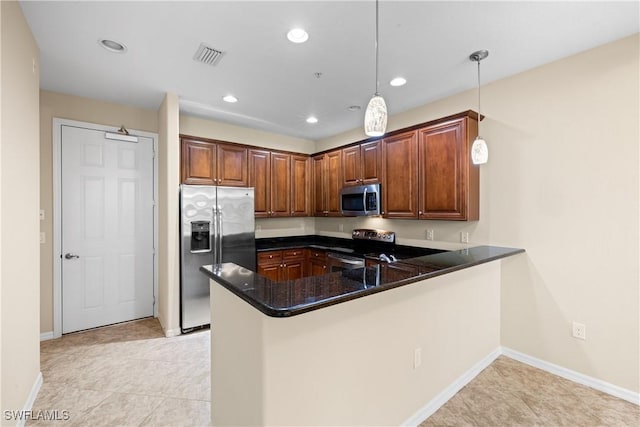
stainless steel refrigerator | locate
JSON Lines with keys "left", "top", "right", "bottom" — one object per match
{"left": 179, "top": 185, "right": 255, "bottom": 332}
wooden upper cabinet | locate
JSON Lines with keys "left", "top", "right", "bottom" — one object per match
{"left": 181, "top": 137, "right": 247, "bottom": 186}
{"left": 181, "top": 138, "right": 216, "bottom": 185}
{"left": 290, "top": 155, "right": 310, "bottom": 216}
{"left": 270, "top": 152, "right": 291, "bottom": 217}
{"left": 325, "top": 150, "right": 342, "bottom": 216}
{"left": 342, "top": 140, "right": 381, "bottom": 187}
{"left": 382, "top": 131, "right": 419, "bottom": 218}
{"left": 311, "top": 154, "right": 326, "bottom": 216}
{"left": 311, "top": 150, "right": 341, "bottom": 216}
{"left": 248, "top": 149, "right": 271, "bottom": 218}
{"left": 250, "top": 149, "right": 310, "bottom": 218}
{"left": 418, "top": 117, "right": 479, "bottom": 220}
{"left": 217, "top": 143, "right": 248, "bottom": 187}
{"left": 341, "top": 145, "right": 361, "bottom": 186}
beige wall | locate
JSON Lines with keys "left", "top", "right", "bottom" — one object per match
{"left": 157, "top": 93, "right": 181, "bottom": 336}
{"left": 211, "top": 261, "right": 502, "bottom": 425}
{"left": 180, "top": 114, "right": 315, "bottom": 154}
{"left": 38, "top": 91, "right": 158, "bottom": 334}
{"left": 1, "top": 0, "right": 41, "bottom": 416}
{"left": 316, "top": 34, "right": 640, "bottom": 393}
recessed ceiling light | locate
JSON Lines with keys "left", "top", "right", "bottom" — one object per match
{"left": 347, "top": 105, "right": 362, "bottom": 112}
{"left": 390, "top": 77, "right": 407, "bottom": 87}
{"left": 287, "top": 28, "right": 309, "bottom": 43}
{"left": 223, "top": 95, "right": 238, "bottom": 103}
{"left": 306, "top": 116, "right": 318, "bottom": 124}
{"left": 99, "top": 39, "right": 127, "bottom": 53}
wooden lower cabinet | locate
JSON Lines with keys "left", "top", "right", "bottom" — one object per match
{"left": 282, "top": 249, "right": 305, "bottom": 280}
{"left": 256, "top": 251, "right": 283, "bottom": 281}
{"left": 306, "top": 249, "right": 327, "bottom": 276}
{"left": 256, "top": 249, "right": 306, "bottom": 281}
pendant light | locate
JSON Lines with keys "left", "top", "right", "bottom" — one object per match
{"left": 364, "top": 0, "right": 387, "bottom": 137}
{"left": 469, "top": 49, "right": 489, "bottom": 165}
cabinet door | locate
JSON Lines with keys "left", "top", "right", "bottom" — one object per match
{"left": 217, "top": 143, "right": 248, "bottom": 187}
{"left": 257, "top": 251, "right": 283, "bottom": 281}
{"left": 181, "top": 138, "right": 216, "bottom": 185}
{"left": 306, "top": 249, "right": 327, "bottom": 276}
{"left": 382, "top": 131, "right": 419, "bottom": 218}
{"left": 282, "top": 261, "right": 304, "bottom": 281}
{"left": 311, "top": 154, "right": 326, "bottom": 216}
{"left": 360, "top": 140, "right": 382, "bottom": 184}
{"left": 325, "top": 150, "right": 342, "bottom": 216}
{"left": 270, "top": 152, "right": 291, "bottom": 217}
{"left": 341, "top": 145, "right": 361, "bottom": 187}
{"left": 257, "top": 263, "right": 281, "bottom": 281}
{"left": 290, "top": 155, "right": 310, "bottom": 216}
{"left": 418, "top": 118, "right": 479, "bottom": 220}
{"left": 249, "top": 149, "right": 271, "bottom": 218}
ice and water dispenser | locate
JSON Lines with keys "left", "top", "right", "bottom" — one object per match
{"left": 190, "top": 221, "right": 211, "bottom": 253}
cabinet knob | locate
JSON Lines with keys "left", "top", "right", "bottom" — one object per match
{"left": 269, "top": 255, "right": 273, "bottom": 259}
{"left": 283, "top": 264, "right": 287, "bottom": 267}
{"left": 419, "top": 210, "right": 423, "bottom": 215}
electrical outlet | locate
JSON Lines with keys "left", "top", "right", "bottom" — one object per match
{"left": 40, "top": 209, "right": 45, "bottom": 221}
{"left": 339, "top": 223, "right": 344, "bottom": 232}
{"left": 413, "top": 348, "right": 422, "bottom": 369}
{"left": 460, "top": 231, "right": 469, "bottom": 243}
{"left": 425, "top": 229, "right": 434, "bottom": 240}
{"left": 572, "top": 322, "right": 586, "bottom": 340}
{"left": 40, "top": 232, "right": 45, "bottom": 244}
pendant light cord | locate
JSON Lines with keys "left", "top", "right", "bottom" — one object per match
{"left": 375, "top": 0, "right": 379, "bottom": 96}
{"left": 477, "top": 59, "right": 481, "bottom": 135}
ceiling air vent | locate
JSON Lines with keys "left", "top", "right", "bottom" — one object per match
{"left": 193, "top": 43, "right": 224, "bottom": 66}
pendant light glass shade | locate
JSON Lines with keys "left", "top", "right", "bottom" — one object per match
{"left": 364, "top": 0, "right": 387, "bottom": 137}
{"left": 471, "top": 136, "right": 488, "bottom": 165}
{"left": 364, "top": 94, "right": 387, "bottom": 137}
{"left": 470, "top": 49, "right": 489, "bottom": 165}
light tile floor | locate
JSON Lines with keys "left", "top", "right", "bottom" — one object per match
{"left": 31, "top": 318, "right": 638, "bottom": 426}
{"left": 30, "top": 318, "right": 210, "bottom": 426}
{"left": 420, "top": 356, "right": 640, "bottom": 427}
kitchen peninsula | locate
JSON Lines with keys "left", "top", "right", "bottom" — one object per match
{"left": 202, "top": 245, "right": 523, "bottom": 426}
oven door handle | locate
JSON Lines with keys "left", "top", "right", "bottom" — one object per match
{"left": 327, "top": 253, "right": 365, "bottom": 265}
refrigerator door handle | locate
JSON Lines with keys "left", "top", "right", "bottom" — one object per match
{"left": 212, "top": 207, "right": 218, "bottom": 265}
{"left": 218, "top": 207, "right": 223, "bottom": 265}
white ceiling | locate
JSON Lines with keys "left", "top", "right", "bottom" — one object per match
{"left": 20, "top": 1, "right": 639, "bottom": 141}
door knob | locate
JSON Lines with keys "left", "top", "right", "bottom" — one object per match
{"left": 64, "top": 253, "right": 80, "bottom": 259}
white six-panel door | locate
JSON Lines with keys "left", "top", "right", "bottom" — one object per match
{"left": 61, "top": 125, "right": 154, "bottom": 333}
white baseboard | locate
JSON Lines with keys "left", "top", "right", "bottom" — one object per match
{"left": 14, "top": 372, "right": 43, "bottom": 427}
{"left": 501, "top": 347, "right": 640, "bottom": 406}
{"left": 401, "top": 347, "right": 502, "bottom": 426}
{"left": 40, "top": 331, "right": 54, "bottom": 341}
{"left": 163, "top": 327, "right": 181, "bottom": 338}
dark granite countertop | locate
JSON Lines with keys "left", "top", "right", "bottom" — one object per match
{"left": 201, "top": 245, "right": 524, "bottom": 317}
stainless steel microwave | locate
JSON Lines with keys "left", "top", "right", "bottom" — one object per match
{"left": 340, "top": 183, "right": 381, "bottom": 216}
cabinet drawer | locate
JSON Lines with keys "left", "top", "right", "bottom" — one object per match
{"left": 257, "top": 250, "right": 283, "bottom": 264}
{"left": 283, "top": 249, "right": 305, "bottom": 262}
{"left": 307, "top": 250, "right": 327, "bottom": 261}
